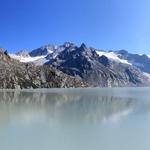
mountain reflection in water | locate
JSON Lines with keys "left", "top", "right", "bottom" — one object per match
{"left": 0, "top": 88, "right": 148, "bottom": 126}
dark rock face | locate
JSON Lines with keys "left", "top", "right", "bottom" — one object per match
{"left": 45, "top": 44, "right": 150, "bottom": 87}
{"left": 0, "top": 50, "right": 89, "bottom": 89}
{"left": 99, "top": 55, "right": 111, "bottom": 67}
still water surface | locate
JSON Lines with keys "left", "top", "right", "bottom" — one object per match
{"left": 0, "top": 88, "right": 150, "bottom": 150}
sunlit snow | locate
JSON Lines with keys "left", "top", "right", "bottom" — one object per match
{"left": 10, "top": 54, "right": 47, "bottom": 63}
{"left": 96, "top": 51, "right": 131, "bottom": 65}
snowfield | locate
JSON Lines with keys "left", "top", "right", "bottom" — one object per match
{"left": 96, "top": 51, "right": 131, "bottom": 65}
{"left": 9, "top": 54, "right": 47, "bottom": 63}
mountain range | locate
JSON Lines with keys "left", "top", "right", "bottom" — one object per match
{"left": 2, "top": 42, "right": 150, "bottom": 88}
{"left": 0, "top": 47, "right": 89, "bottom": 89}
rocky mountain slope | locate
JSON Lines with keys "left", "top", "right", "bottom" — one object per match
{"left": 9, "top": 42, "right": 150, "bottom": 87}
{"left": 0, "top": 49, "right": 89, "bottom": 89}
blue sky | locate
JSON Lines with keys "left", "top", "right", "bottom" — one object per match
{"left": 0, "top": 0, "right": 150, "bottom": 54}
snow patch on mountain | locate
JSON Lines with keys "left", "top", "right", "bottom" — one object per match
{"left": 96, "top": 51, "right": 131, "bottom": 65}
{"left": 147, "top": 55, "right": 150, "bottom": 58}
{"left": 47, "top": 49, "right": 53, "bottom": 54}
{"left": 10, "top": 54, "right": 47, "bottom": 63}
